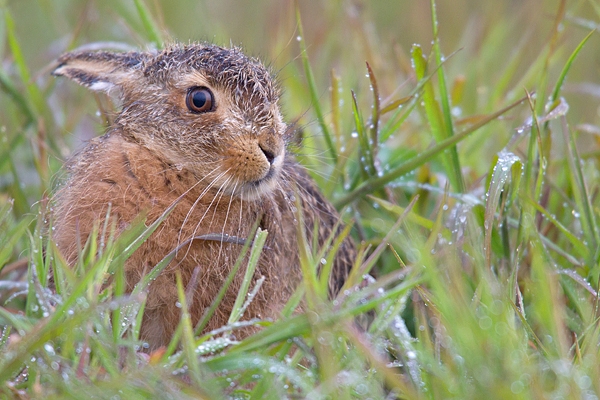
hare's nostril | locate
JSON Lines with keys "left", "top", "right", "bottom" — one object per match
{"left": 259, "top": 145, "right": 276, "bottom": 165}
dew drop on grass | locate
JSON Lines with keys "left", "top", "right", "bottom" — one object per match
{"left": 478, "top": 316, "right": 492, "bottom": 330}
{"left": 355, "top": 383, "right": 368, "bottom": 395}
{"left": 387, "top": 359, "right": 404, "bottom": 368}
{"left": 578, "top": 375, "right": 592, "bottom": 390}
{"left": 296, "top": 36, "right": 301, "bottom": 41}
{"left": 510, "top": 380, "right": 525, "bottom": 394}
{"left": 317, "top": 333, "right": 332, "bottom": 346}
{"left": 44, "top": 343, "right": 55, "bottom": 355}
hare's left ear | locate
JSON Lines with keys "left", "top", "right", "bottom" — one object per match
{"left": 52, "top": 51, "right": 146, "bottom": 93}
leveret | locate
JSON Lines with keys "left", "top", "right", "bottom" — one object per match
{"left": 51, "top": 43, "right": 354, "bottom": 349}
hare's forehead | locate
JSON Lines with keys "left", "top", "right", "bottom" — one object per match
{"left": 144, "top": 47, "right": 278, "bottom": 102}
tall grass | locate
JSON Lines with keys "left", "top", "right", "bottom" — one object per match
{"left": 1, "top": 0, "right": 600, "bottom": 398}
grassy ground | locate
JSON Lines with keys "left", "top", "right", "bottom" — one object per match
{"left": 1, "top": 0, "right": 600, "bottom": 398}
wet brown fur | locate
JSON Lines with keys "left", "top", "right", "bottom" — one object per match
{"left": 51, "top": 43, "right": 354, "bottom": 349}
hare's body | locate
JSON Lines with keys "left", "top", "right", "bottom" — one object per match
{"left": 52, "top": 44, "right": 353, "bottom": 349}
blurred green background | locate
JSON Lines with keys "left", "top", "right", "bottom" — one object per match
{"left": 2, "top": 0, "right": 599, "bottom": 197}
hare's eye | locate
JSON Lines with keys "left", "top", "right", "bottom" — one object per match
{"left": 186, "top": 87, "right": 215, "bottom": 113}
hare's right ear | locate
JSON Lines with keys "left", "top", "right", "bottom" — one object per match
{"left": 52, "top": 51, "right": 145, "bottom": 93}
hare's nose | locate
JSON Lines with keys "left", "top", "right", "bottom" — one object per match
{"left": 259, "top": 144, "right": 275, "bottom": 165}
{"left": 257, "top": 134, "right": 283, "bottom": 166}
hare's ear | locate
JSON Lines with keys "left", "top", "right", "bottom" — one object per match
{"left": 52, "top": 51, "right": 145, "bottom": 92}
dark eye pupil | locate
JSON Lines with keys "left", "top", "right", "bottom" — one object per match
{"left": 192, "top": 90, "right": 208, "bottom": 108}
{"left": 186, "top": 87, "right": 214, "bottom": 113}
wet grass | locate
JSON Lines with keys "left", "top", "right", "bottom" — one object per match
{"left": 1, "top": 0, "right": 600, "bottom": 398}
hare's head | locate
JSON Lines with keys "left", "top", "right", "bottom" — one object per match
{"left": 53, "top": 43, "right": 286, "bottom": 200}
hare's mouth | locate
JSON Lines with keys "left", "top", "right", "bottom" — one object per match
{"left": 250, "top": 165, "right": 276, "bottom": 186}
{"left": 235, "top": 159, "right": 282, "bottom": 200}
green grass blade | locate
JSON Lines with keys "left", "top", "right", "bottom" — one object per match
{"left": 205, "top": 353, "right": 314, "bottom": 395}
{"left": 133, "top": 0, "right": 164, "bottom": 47}
{"left": 330, "top": 68, "right": 342, "bottom": 144}
{"left": 110, "top": 197, "right": 179, "bottom": 268}
{"left": 483, "top": 151, "right": 522, "bottom": 269}
{"left": 3, "top": 8, "right": 45, "bottom": 117}
{"left": 430, "top": 0, "right": 464, "bottom": 193}
{"left": 0, "top": 68, "right": 35, "bottom": 125}
{"left": 526, "top": 199, "right": 588, "bottom": 260}
{"left": 412, "top": 44, "right": 463, "bottom": 192}
{"left": 318, "top": 223, "right": 352, "bottom": 294}
{"left": 351, "top": 89, "right": 375, "bottom": 179}
{"left": 334, "top": 94, "right": 528, "bottom": 208}
{"left": 296, "top": 8, "right": 337, "bottom": 163}
{"left": 0, "top": 212, "right": 31, "bottom": 268}
{"left": 228, "top": 228, "right": 268, "bottom": 324}
{"left": 175, "top": 272, "right": 204, "bottom": 388}
{"left": 366, "top": 62, "right": 380, "bottom": 155}
{"left": 550, "top": 22, "right": 592, "bottom": 102}
{"left": 560, "top": 115, "right": 599, "bottom": 270}
{"left": 193, "top": 219, "right": 260, "bottom": 335}
{"left": 380, "top": 100, "right": 416, "bottom": 143}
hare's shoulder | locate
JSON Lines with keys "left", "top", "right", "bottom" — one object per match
{"left": 57, "top": 134, "right": 176, "bottom": 220}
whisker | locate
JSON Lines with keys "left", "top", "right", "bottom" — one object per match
{"left": 174, "top": 169, "right": 232, "bottom": 266}
{"left": 216, "top": 177, "right": 240, "bottom": 262}
{"left": 177, "top": 168, "right": 230, "bottom": 248}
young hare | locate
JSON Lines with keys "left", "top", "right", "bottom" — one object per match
{"left": 51, "top": 43, "right": 354, "bottom": 349}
